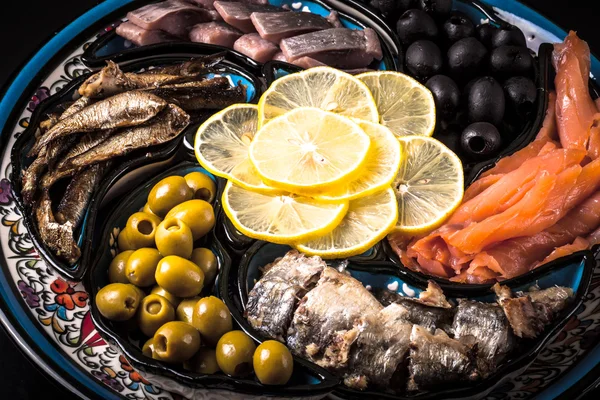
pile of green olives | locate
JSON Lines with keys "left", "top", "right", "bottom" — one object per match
{"left": 95, "top": 171, "right": 294, "bottom": 385}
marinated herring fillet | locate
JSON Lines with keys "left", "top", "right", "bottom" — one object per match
{"left": 245, "top": 250, "right": 325, "bottom": 342}
{"left": 250, "top": 11, "right": 332, "bottom": 42}
{"left": 115, "top": 21, "right": 178, "bottom": 46}
{"left": 280, "top": 28, "right": 383, "bottom": 69}
{"left": 127, "top": 0, "right": 215, "bottom": 38}
{"left": 286, "top": 266, "right": 382, "bottom": 371}
{"left": 189, "top": 21, "right": 243, "bottom": 47}
{"left": 30, "top": 91, "right": 168, "bottom": 156}
{"left": 233, "top": 33, "right": 279, "bottom": 63}
{"left": 214, "top": 1, "right": 283, "bottom": 33}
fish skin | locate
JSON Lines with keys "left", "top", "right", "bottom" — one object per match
{"left": 144, "top": 53, "right": 225, "bottom": 75}
{"left": 344, "top": 304, "right": 412, "bottom": 390}
{"left": 286, "top": 266, "right": 382, "bottom": 371}
{"left": 61, "top": 103, "right": 189, "bottom": 170}
{"left": 245, "top": 250, "right": 325, "bottom": 342}
{"left": 30, "top": 91, "right": 168, "bottom": 156}
{"left": 55, "top": 162, "right": 108, "bottom": 228}
{"left": 250, "top": 11, "right": 332, "bottom": 43}
{"left": 407, "top": 325, "right": 478, "bottom": 391}
{"left": 35, "top": 190, "right": 80, "bottom": 265}
{"left": 451, "top": 299, "right": 513, "bottom": 376}
{"left": 148, "top": 80, "right": 246, "bottom": 110}
{"left": 55, "top": 130, "right": 114, "bottom": 170}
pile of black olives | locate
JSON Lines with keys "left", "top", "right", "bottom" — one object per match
{"left": 95, "top": 171, "right": 293, "bottom": 385}
{"left": 368, "top": 0, "right": 538, "bottom": 161}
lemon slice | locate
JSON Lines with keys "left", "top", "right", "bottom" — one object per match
{"left": 392, "top": 136, "right": 464, "bottom": 234}
{"left": 249, "top": 107, "right": 371, "bottom": 193}
{"left": 296, "top": 188, "right": 398, "bottom": 258}
{"left": 222, "top": 181, "right": 348, "bottom": 244}
{"left": 315, "top": 121, "right": 402, "bottom": 202}
{"left": 194, "top": 104, "right": 274, "bottom": 192}
{"left": 357, "top": 71, "right": 436, "bottom": 137}
{"left": 257, "top": 66, "right": 378, "bottom": 127}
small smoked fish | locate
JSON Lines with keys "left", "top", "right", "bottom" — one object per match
{"left": 245, "top": 250, "right": 325, "bottom": 341}
{"left": 35, "top": 191, "right": 80, "bottom": 265}
{"left": 55, "top": 130, "right": 114, "bottom": 171}
{"left": 55, "top": 162, "right": 109, "bottom": 228}
{"left": 30, "top": 91, "right": 168, "bottom": 156}
{"left": 145, "top": 53, "right": 225, "bottom": 76}
{"left": 407, "top": 325, "right": 478, "bottom": 391}
{"left": 147, "top": 80, "right": 246, "bottom": 110}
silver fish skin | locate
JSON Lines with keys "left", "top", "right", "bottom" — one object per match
{"left": 451, "top": 299, "right": 513, "bottom": 376}
{"left": 245, "top": 250, "right": 325, "bottom": 342}
{"left": 30, "top": 91, "right": 168, "bottom": 156}
{"left": 35, "top": 190, "right": 80, "bottom": 265}
{"left": 286, "top": 266, "right": 382, "bottom": 371}
{"left": 407, "top": 325, "right": 478, "bottom": 392}
{"left": 344, "top": 303, "right": 412, "bottom": 390}
{"left": 55, "top": 130, "right": 114, "bottom": 170}
{"left": 55, "top": 162, "right": 108, "bottom": 227}
{"left": 148, "top": 80, "right": 246, "bottom": 110}
{"left": 63, "top": 104, "right": 189, "bottom": 169}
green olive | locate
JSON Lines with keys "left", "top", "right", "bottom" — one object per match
{"left": 126, "top": 248, "right": 162, "bottom": 287}
{"left": 143, "top": 203, "right": 160, "bottom": 217}
{"left": 192, "top": 296, "right": 232, "bottom": 346}
{"left": 184, "top": 172, "right": 217, "bottom": 203}
{"left": 150, "top": 285, "right": 180, "bottom": 308}
{"left": 142, "top": 337, "right": 155, "bottom": 358}
{"left": 117, "top": 227, "right": 135, "bottom": 252}
{"left": 216, "top": 330, "right": 256, "bottom": 377}
{"left": 165, "top": 200, "right": 215, "bottom": 241}
{"left": 176, "top": 297, "right": 201, "bottom": 324}
{"left": 155, "top": 256, "right": 204, "bottom": 297}
{"left": 190, "top": 248, "right": 218, "bottom": 284}
{"left": 137, "top": 294, "right": 176, "bottom": 337}
{"left": 95, "top": 283, "right": 143, "bottom": 321}
{"left": 108, "top": 250, "right": 134, "bottom": 284}
{"left": 253, "top": 340, "right": 294, "bottom": 385}
{"left": 184, "top": 347, "right": 220, "bottom": 374}
{"left": 124, "top": 212, "right": 162, "bottom": 249}
{"left": 155, "top": 217, "right": 193, "bottom": 258}
{"left": 153, "top": 321, "right": 201, "bottom": 363}
{"left": 148, "top": 176, "right": 193, "bottom": 218}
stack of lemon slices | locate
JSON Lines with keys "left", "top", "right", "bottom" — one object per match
{"left": 195, "top": 67, "right": 464, "bottom": 259}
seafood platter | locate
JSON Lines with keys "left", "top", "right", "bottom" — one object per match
{"left": 1, "top": 0, "right": 599, "bottom": 399}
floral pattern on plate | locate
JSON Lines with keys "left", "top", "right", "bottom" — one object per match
{"left": 0, "top": 31, "right": 598, "bottom": 400}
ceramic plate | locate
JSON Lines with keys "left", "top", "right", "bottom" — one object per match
{"left": 0, "top": 0, "right": 599, "bottom": 399}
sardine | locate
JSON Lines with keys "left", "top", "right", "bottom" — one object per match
{"left": 246, "top": 250, "right": 325, "bottom": 342}
{"left": 373, "top": 281, "right": 455, "bottom": 333}
{"left": 286, "top": 267, "right": 383, "bottom": 371}
{"left": 33, "top": 97, "right": 93, "bottom": 151}
{"left": 451, "top": 299, "right": 513, "bottom": 376}
{"left": 493, "top": 284, "right": 572, "bottom": 339}
{"left": 145, "top": 53, "right": 225, "bottom": 76}
{"left": 344, "top": 303, "right": 412, "bottom": 390}
{"left": 55, "top": 162, "right": 109, "bottom": 228}
{"left": 407, "top": 325, "right": 478, "bottom": 391}
{"left": 30, "top": 91, "right": 167, "bottom": 156}
{"left": 147, "top": 80, "right": 246, "bottom": 110}
{"left": 39, "top": 114, "right": 60, "bottom": 133}
{"left": 35, "top": 190, "right": 80, "bottom": 265}
{"left": 61, "top": 103, "right": 190, "bottom": 170}
{"left": 55, "top": 130, "right": 114, "bottom": 170}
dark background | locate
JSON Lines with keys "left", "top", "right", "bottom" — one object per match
{"left": 0, "top": 0, "right": 598, "bottom": 399}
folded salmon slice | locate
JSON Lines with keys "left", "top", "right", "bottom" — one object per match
{"left": 553, "top": 31, "right": 597, "bottom": 151}
{"left": 587, "top": 114, "right": 600, "bottom": 160}
{"left": 462, "top": 174, "right": 502, "bottom": 202}
{"left": 535, "top": 91, "right": 558, "bottom": 141}
{"left": 479, "top": 138, "right": 557, "bottom": 180}
{"left": 469, "top": 191, "right": 600, "bottom": 279}
{"left": 450, "top": 148, "right": 585, "bottom": 225}
{"left": 533, "top": 236, "right": 590, "bottom": 267}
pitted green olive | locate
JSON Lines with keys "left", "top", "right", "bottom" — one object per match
{"left": 192, "top": 296, "right": 232, "bottom": 346}
{"left": 96, "top": 283, "right": 143, "bottom": 321}
{"left": 124, "top": 212, "right": 162, "bottom": 249}
{"left": 253, "top": 340, "right": 294, "bottom": 385}
{"left": 152, "top": 321, "right": 201, "bottom": 363}
{"left": 184, "top": 172, "right": 216, "bottom": 203}
{"left": 176, "top": 297, "right": 201, "bottom": 324}
{"left": 155, "top": 217, "right": 193, "bottom": 258}
{"left": 108, "top": 250, "right": 134, "bottom": 284}
{"left": 165, "top": 200, "right": 215, "bottom": 241}
{"left": 142, "top": 337, "right": 155, "bottom": 358}
{"left": 137, "top": 294, "right": 176, "bottom": 337}
{"left": 150, "top": 285, "right": 180, "bottom": 308}
{"left": 125, "top": 248, "right": 161, "bottom": 287}
{"left": 184, "top": 347, "right": 220, "bottom": 374}
{"left": 147, "top": 176, "right": 193, "bottom": 217}
{"left": 155, "top": 256, "right": 204, "bottom": 297}
{"left": 216, "top": 331, "right": 256, "bottom": 377}
{"left": 190, "top": 248, "right": 218, "bottom": 284}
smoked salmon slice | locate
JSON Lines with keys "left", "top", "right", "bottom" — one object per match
{"left": 533, "top": 236, "right": 590, "bottom": 267}
{"left": 553, "top": 31, "right": 597, "bottom": 151}
{"left": 535, "top": 91, "right": 558, "bottom": 141}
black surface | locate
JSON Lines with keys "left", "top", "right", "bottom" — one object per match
{"left": 0, "top": 0, "right": 598, "bottom": 399}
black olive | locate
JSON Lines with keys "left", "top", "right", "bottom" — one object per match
{"left": 405, "top": 40, "right": 443, "bottom": 81}
{"left": 461, "top": 122, "right": 502, "bottom": 159}
{"left": 419, "top": 0, "right": 452, "bottom": 18}
{"left": 370, "top": 0, "right": 416, "bottom": 17}
{"left": 476, "top": 23, "right": 497, "bottom": 49}
{"left": 492, "top": 26, "right": 527, "bottom": 48}
{"left": 467, "top": 76, "right": 505, "bottom": 125}
{"left": 442, "top": 12, "right": 475, "bottom": 44}
{"left": 435, "top": 124, "right": 463, "bottom": 155}
{"left": 503, "top": 76, "right": 537, "bottom": 117}
{"left": 490, "top": 45, "right": 534, "bottom": 77}
{"left": 447, "top": 37, "right": 488, "bottom": 81}
{"left": 396, "top": 9, "right": 438, "bottom": 45}
{"left": 426, "top": 75, "right": 460, "bottom": 120}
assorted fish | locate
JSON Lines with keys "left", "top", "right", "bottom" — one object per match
{"left": 115, "top": 0, "right": 383, "bottom": 69}
{"left": 22, "top": 56, "right": 245, "bottom": 265}
{"left": 390, "top": 32, "right": 600, "bottom": 283}
{"left": 246, "top": 250, "right": 572, "bottom": 392}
